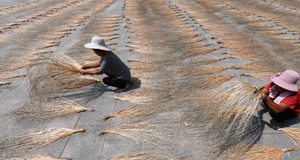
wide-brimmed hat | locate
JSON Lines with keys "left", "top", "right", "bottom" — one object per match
{"left": 271, "top": 70, "right": 299, "bottom": 92}
{"left": 84, "top": 36, "right": 111, "bottom": 51}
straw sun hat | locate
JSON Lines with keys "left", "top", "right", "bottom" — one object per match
{"left": 84, "top": 36, "right": 111, "bottom": 51}
{"left": 271, "top": 70, "right": 300, "bottom": 92}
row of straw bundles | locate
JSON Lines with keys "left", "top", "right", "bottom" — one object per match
{"left": 28, "top": 53, "right": 100, "bottom": 100}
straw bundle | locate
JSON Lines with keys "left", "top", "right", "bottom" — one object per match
{"left": 6, "top": 155, "right": 70, "bottom": 160}
{"left": 278, "top": 127, "right": 300, "bottom": 150}
{"left": 0, "top": 128, "right": 84, "bottom": 158}
{"left": 0, "top": 72, "right": 26, "bottom": 80}
{"left": 111, "top": 150, "right": 178, "bottom": 160}
{"left": 206, "top": 80, "right": 262, "bottom": 143}
{"left": 29, "top": 54, "right": 100, "bottom": 99}
{"left": 184, "top": 48, "right": 217, "bottom": 57}
{"left": 97, "top": 117, "right": 178, "bottom": 147}
{"left": 217, "top": 144, "right": 293, "bottom": 160}
{"left": 0, "top": 81, "right": 11, "bottom": 85}
{"left": 10, "top": 98, "right": 94, "bottom": 121}
{"left": 102, "top": 102, "right": 176, "bottom": 120}
{"left": 240, "top": 71, "right": 274, "bottom": 82}
{"left": 111, "top": 89, "right": 168, "bottom": 104}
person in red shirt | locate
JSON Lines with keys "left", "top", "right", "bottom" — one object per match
{"left": 261, "top": 70, "right": 300, "bottom": 124}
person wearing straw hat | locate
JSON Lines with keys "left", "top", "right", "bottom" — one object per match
{"left": 80, "top": 36, "right": 131, "bottom": 93}
{"left": 261, "top": 70, "right": 300, "bottom": 125}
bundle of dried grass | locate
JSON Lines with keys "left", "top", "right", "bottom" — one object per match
{"left": 10, "top": 98, "right": 94, "bottom": 121}
{"left": 217, "top": 144, "right": 293, "bottom": 160}
{"left": 206, "top": 80, "right": 262, "bottom": 143}
{"left": 102, "top": 101, "right": 178, "bottom": 120}
{"left": 0, "top": 72, "right": 26, "bottom": 80}
{"left": 0, "top": 128, "right": 84, "bottom": 158}
{"left": 111, "top": 89, "right": 167, "bottom": 104}
{"left": 6, "top": 155, "right": 70, "bottom": 160}
{"left": 97, "top": 116, "right": 178, "bottom": 147}
{"left": 240, "top": 71, "right": 274, "bottom": 82}
{"left": 29, "top": 54, "right": 100, "bottom": 99}
{"left": 0, "top": 81, "right": 10, "bottom": 85}
{"left": 111, "top": 150, "right": 178, "bottom": 160}
{"left": 278, "top": 127, "right": 300, "bottom": 150}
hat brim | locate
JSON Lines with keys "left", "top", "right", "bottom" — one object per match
{"left": 271, "top": 76, "right": 298, "bottom": 92}
{"left": 84, "top": 43, "right": 111, "bottom": 51}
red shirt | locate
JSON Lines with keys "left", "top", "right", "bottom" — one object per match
{"left": 265, "top": 82, "right": 300, "bottom": 115}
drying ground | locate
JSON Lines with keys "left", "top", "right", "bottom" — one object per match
{"left": 1, "top": 0, "right": 300, "bottom": 159}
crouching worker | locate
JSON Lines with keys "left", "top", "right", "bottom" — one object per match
{"left": 261, "top": 70, "right": 300, "bottom": 126}
{"left": 80, "top": 36, "right": 131, "bottom": 93}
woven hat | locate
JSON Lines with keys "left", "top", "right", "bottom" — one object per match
{"left": 271, "top": 70, "right": 299, "bottom": 92}
{"left": 84, "top": 36, "right": 111, "bottom": 51}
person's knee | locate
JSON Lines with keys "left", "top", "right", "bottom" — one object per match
{"left": 103, "top": 77, "right": 111, "bottom": 85}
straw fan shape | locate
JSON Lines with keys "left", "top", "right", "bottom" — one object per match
{"left": 10, "top": 98, "right": 94, "bottom": 121}
{"left": 206, "top": 80, "right": 262, "bottom": 145}
{"left": 29, "top": 53, "right": 100, "bottom": 99}
{"left": 5, "top": 155, "right": 70, "bottom": 160}
{"left": 217, "top": 144, "right": 294, "bottom": 160}
{"left": 0, "top": 128, "right": 84, "bottom": 158}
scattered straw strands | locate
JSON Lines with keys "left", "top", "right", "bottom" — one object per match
{"left": 111, "top": 150, "right": 178, "bottom": 160}
{"left": 5, "top": 155, "right": 70, "bottom": 160}
{"left": 10, "top": 98, "right": 94, "bottom": 121}
{"left": 29, "top": 54, "right": 100, "bottom": 98}
{"left": 278, "top": 127, "right": 300, "bottom": 150}
{"left": 0, "top": 72, "right": 26, "bottom": 80}
{"left": 0, "top": 128, "right": 84, "bottom": 158}
{"left": 219, "top": 144, "right": 293, "bottom": 160}
{"left": 207, "top": 80, "right": 262, "bottom": 142}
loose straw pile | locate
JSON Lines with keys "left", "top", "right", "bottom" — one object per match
{"left": 0, "top": 72, "right": 26, "bottom": 80}
{"left": 111, "top": 150, "right": 178, "bottom": 160}
{"left": 218, "top": 144, "right": 294, "bottom": 160}
{"left": 5, "top": 155, "right": 70, "bottom": 160}
{"left": 10, "top": 98, "right": 94, "bottom": 121}
{"left": 278, "top": 127, "right": 300, "bottom": 150}
{"left": 0, "top": 128, "right": 84, "bottom": 158}
{"left": 206, "top": 80, "right": 262, "bottom": 144}
{"left": 97, "top": 117, "right": 178, "bottom": 148}
{"left": 29, "top": 53, "right": 100, "bottom": 99}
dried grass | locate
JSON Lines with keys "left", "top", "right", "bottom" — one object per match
{"left": 102, "top": 103, "right": 174, "bottom": 120}
{"left": 97, "top": 116, "right": 178, "bottom": 148}
{"left": 278, "top": 127, "right": 300, "bottom": 150}
{"left": 184, "top": 48, "right": 217, "bottom": 57}
{"left": 5, "top": 155, "right": 70, "bottom": 160}
{"left": 0, "top": 72, "right": 26, "bottom": 80}
{"left": 206, "top": 80, "right": 262, "bottom": 144}
{"left": 0, "top": 128, "right": 84, "bottom": 158}
{"left": 240, "top": 72, "right": 274, "bottom": 82}
{"left": 10, "top": 98, "right": 94, "bottom": 121}
{"left": 217, "top": 144, "right": 293, "bottom": 160}
{"left": 29, "top": 54, "right": 100, "bottom": 99}
{"left": 0, "top": 81, "right": 11, "bottom": 85}
{"left": 111, "top": 150, "right": 178, "bottom": 160}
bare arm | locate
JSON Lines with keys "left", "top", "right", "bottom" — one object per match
{"left": 81, "top": 61, "right": 101, "bottom": 69}
{"left": 262, "top": 92, "right": 289, "bottom": 113}
{"left": 80, "top": 68, "right": 104, "bottom": 75}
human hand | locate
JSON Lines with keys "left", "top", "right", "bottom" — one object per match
{"left": 261, "top": 92, "right": 268, "bottom": 101}
{"left": 271, "top": 72, "right": 281, "bottom": 79}
{"left": 80, "top": 69, "right": 86, "bottom": 74}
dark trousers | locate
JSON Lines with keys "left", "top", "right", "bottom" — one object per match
{"left": 262, "top": 101, "right": 298, "bottom": 122}
{"left": 103, "top": 76, "right": 128, "bottom": 89}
